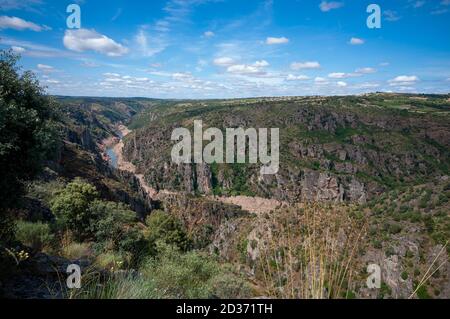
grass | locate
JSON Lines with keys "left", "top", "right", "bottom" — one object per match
{"left": 70, "top": 243, "right": 251, "bottom": 299}
{"left": 257, "top": 203, "right": 367, "bottom": 299}
{"left": 15, "top": 221, "right": 54, "bottom": 253}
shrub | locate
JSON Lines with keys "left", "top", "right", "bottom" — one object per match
{"left": 139, "top": 243, "right": 250, "bottom": 299}
{"left": 0, "top": 49, "right": 59, "bottom": 213}
{"left": 89, "top": 200, "right": 137, "bottom": 247}
{"left": 89, "top": 200, "right": 147, "bottom": 265}
{"left": 95, "top": 252, "right": 126, "bottom": 271}
{"left": 15, "top": 221, "right": 54, "bottom": 252}
{"left": 50, "top": 179, "right": 99, "bottom": 240}
{"left": 145, "top": 210, "right": 191, "bottom": 254}
{"left": 74, "top": 243, "right": 251, "bottom": 299}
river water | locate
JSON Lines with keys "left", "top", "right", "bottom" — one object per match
{"left": 106, "top": 147, "right": 118, "bottom": 168}
{"left": 105, "top": 130, "right": 124, "bottom": 169}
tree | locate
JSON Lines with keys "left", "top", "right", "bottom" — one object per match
{"left": 50, "top": 179, "right": 99, "bottom": 240}
{"left": 145, "top": 210, "right": 191, "bottom": 254}
{"left": 0, "top": 49, "right": 59, "bottom": 245}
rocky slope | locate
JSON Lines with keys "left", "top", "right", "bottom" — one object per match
{"left": 123, "top": 94, "right": 450, "bottom": 204}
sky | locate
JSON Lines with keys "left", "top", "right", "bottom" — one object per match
{"left": 0, "top": 0, "right": 449, "bottom": 99}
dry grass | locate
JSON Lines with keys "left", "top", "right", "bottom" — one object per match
{"left": 257, "top": 203, "right": 367, "bottom": 299}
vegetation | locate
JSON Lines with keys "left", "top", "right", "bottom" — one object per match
{"left": 0, "top": 49, "right": 59, "bottom": 244}
{"left": 1, "top": 51, "right": 448, "bottom": 299}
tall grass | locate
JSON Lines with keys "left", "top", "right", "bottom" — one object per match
{"left": 258, "top": 203, "right": 367, "bottom": 299}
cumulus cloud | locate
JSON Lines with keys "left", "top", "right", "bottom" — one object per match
{"left": 388, "top": 75, "right": 419, "bottom": 86}
{"left": 315, "top": 77, "right": 328, "bottom": 84}
{"left": 64, "top": 29, "right": 129, "bottom": 57}
{"left": 286, "top": 74, "right": 310, "bottom": 81}
{"left": 204, "top": 31, "right": 215, "bottom": 37}
{"left": 227, "top": 64, "right": 263, "bottom": 76}
{"left": 337, "top": 81, "right": 347, "bottom": 87}
{"left": 349, "top": 37, "right": 364, "bottom": 45}
{"left": 319, "top": 1, "right": 344, "bottom": 12}
{"left": 291, "top": 61, "right": 321, "bottom": 70}
{"left": 265, "top": 37, "right": 289, "bottom": 45}
{"left": 0, "top": 16, "right": 49, "bottom": 31}
{"left": 11, "top": 46, "right": 25, "bottom": 53}
{"left": 328, "top": 72, "right": 349, "bottom": 79}
{"left": 223, "top": 60, "right": 270, "bottom": 77}
{"left": 213, "top": 57, "right": 235, "bottom": 66}
{"left": 328, "top": 67, "right": 376, "bottom": 79}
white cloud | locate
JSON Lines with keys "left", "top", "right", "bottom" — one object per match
{"left": 227, "top": 64, "right": 263, "bottom": 75}
{"left": 355, "top": 67, "right": 376, "bottom": 74}
{"left": 134, "top": 28, "right": 167, "bottom": 57}
{"left": 213, "top": 57, "right": 235, "bottom": 66}
{"left": 11, "top": 46, "right": 25, "bottom": 53}
{"left": 46, "top": 79, "right": 60, "bottom": 84}
{"left": 319, "top": 1, "right": 344, "bottom": 12}
{"left": 64, "top": 29, "right": 129, "bottom": 57}
{"left": 337, "top": 81, "right": 347, "bottom": 87}
{"left": 1, "top": 37, "right": 71, "bottom": 58}
{"left": 0, "top": 16, "right": 49, "bottom": 31}
{"left": 349, "top": 37, "right": 365, "bottom": 45}
{"left": 253, "top": 60, "right": 269, "bottom": 67}
{"left": 226, "top": 60, "right": 270, "bottom": 76}
{"left": 103, "top": 73, "right": 121, "bottom": 77}
{"left": 172, "top": 72, "right": 193, "bottom": 80}
{"left": 286, "top": 74, "right": 310, "bottom": 81}
{"left": 204, "top": 31, "right": 215, "bottom": 37}
{"left": 0, "top": 0, "right": 43, "bottom": 11}
{"left": 265, "top": 37, "right": 289, "bottom": 45}
{"left": 328, "top": 72, "right": 348, "bottom": 79}
{"left": 328, "top": 67, "right": 376, "bottom": 79}
{"left": 388, "top": 75, "right": 419, "bottom": 86}
{"left": 291, "top": 61, "right": 321, "bottom": 70}
{"left": 37, "top": 64, "right": 54, "bottom": 72}
{"left": 379, "top": 62, "right": 390, "bottom": 67}
{"left": 315, "top": 77, "right": 328, "bottom": 84}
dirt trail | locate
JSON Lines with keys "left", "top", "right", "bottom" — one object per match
{"left": 209, "top": 195, "right": 285, "bottom": 214}
{"left": 109, "top": 125, "right": 284, "bottom": 214}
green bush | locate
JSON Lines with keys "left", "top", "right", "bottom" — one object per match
{"left": 145, "top": 210, "right": 191, "bottom": 254}
{"left": 15, "top": 221, "right": 54, "bottom": 252}
{"left": 50, "top": 179, "right": 99, "bottom": 240}
{"left": 89, "top": 200, "right": 136, "bottom": 246}
{"left": 89, "top": 200, "right": 147, "bottom": 265}
{"left": 0, "top": 49, "right": 59, "bottom": 213}
{"left": 74, "top": 243, "right": 251, "bottom": 299}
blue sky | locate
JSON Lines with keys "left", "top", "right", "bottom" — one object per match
{"left": 0, "top": 0, "right": 449, "bottom": 98}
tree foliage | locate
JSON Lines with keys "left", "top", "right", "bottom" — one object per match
{"left": 0, "top": 50, "right": 59, "bottom": 212}
{"left": 50, "top": 179, "right": 99, "bottom": 240}
{"left": 145, "top": 210, "right": 191, "bottom": 253}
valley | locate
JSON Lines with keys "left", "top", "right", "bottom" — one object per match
{"left": 2, "top": 88, "right": 449, "bottom": 299}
